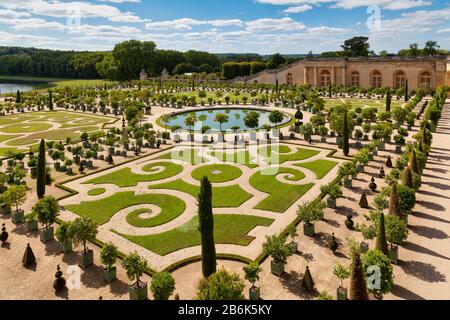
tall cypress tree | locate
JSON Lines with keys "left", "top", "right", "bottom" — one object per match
{"left": 410, "top": 149, "right": 419, "bottom": 174}
{"left": 385, "top": 90, "right": 391, "bottom": 112}
{"left": 198, "top": 177, "right": 216, "bottom": 278}
{"left": 37, "top": 139, "right": 46, "bottom": 199}
{"left": 375, "top": 212, "right": 389, "bottom": 256}
{"left": 404, "top": 79, "right": 409, "bottom": 102}
{"left": 48, "top": 90, "right": 53, "bottom": 111}
{"left": 275, "top": 79, "right": 279, "bottom": 93}
{"left": 403, "top": 166, "right": 414, "bottom": 189}
{"left": 328, "top": 83, "right": 332, "bottom": 98}
{"left": 343, "top": 111, "right": 350, "bottom": 156}
{"left": 349, "top": 249, "right": 369, "bottom": 300}
{"left": 389, "top": 183, "right": 401, "bottom": 217}
{"left": 16, "top": 90, "right": 21, "bottom": 103}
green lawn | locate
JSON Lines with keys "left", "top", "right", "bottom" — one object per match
{"left": 259, "top": 145, "right": 320, "bottom": 164}
{"left": 156, "top": 148, "right": 208, "bottom": 165}
{"left": 250, "top": 167, "right": 313, "bottom": 212}
{"left": 209, "top": 150, "right": 259, "bottom": 168}
{"left": 84, "top": 162, "right": 183, "bottom": 187}
{"left": 87, "top": 188, "right": 106, "bottom": 196}
{"left": 65, "top": 191, "right": 186, "bottom": 226}
{"left": 149, "top": 179, "right": 253, "bottom": 208}
{"left": 191, "top": 164, "right": 242, "bottom": 183}
{"left": 0, "top": 122, "right": 52, "bottom": 134}
{"left": 115, "top": 214, "right": 273, "bottom": 256}
{"left": 294, "top": 159, "right": 338, "bottom": 179}
{"left": 324, "top": 98, "right": 402, "bottom": 111}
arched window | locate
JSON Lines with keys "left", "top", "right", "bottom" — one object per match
{"left": 320, "top": 70, "right": 331, "bottom": 86}
{"left": 371, "top": 70, "right": 382, "bottom": 88}
{"left": 351, "top": 71, "right": 360, "bottom": 87}
{"left": 286, "top": 73, "right": 293, "bottom": 85}
{"left": 419, "top": 71, "right": 431, "bottom": 88}
{"left": 394, "top": 70, "right": 406, "bottom": 89}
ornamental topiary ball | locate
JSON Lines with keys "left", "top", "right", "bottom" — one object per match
{"left": 359, "top": 193, "right": 369, "bottom": 209}
{"left": 386, "top": 156, "right": 393, "bottom": 168}
{"left": 53, "top": 265, "right": 66, "bottom": 291}
{"left": 328, "top": 233, "right": 339, "bottom": 252}
{"left": 0, "top": 224, "right": 8, "bottom": 243}
{"left": 345, "top": 215, "right": 355, "bottom": 230}
{"left": 369, "top": 177, "right": 378, "bottom": 192}
{"left": 379, "top": 166, "right": 385, "bottom": 178}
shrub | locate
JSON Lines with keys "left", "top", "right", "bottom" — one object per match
{"left": 196, "top": 268, "right": 244, "bottom": 300}
{"left": 262, "top": 235, "right": 292, "bottom": 265}
{"left": 362, "top": 249, "right": 394, "bottom": 297}
{"left": 121, "top": 252, "right": 148, "bottom": 287}
{"left": 55, "top": 222, "right": 71, "bottom": 243}
{"left": 67, "top": 217, "right": 98, "bottom": 254}
{"left": 150, "top": 272, "right": 176, "bottom": 300}
{"left": 100, "top": 243, "right": 118, "bottom": 270}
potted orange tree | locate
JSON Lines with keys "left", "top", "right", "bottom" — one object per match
{"left": 263, "top": 235, "right": 292, "bottom": 277}
{"left": 100, "top": 243, "right": 118, "bottom": 282}
{"left": 333, "top": 263, "right": 350, "bottom": 300}
{"left": 243, "top": 262, "right": 262, "bottom": 300}
{"left": 68, "top": 217, "right": 98, "bottom": 269}
{"left": 122, "top": 252, "right": 149, "bottom": 300}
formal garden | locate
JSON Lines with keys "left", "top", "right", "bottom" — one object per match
{"left": 0, "top": 79, "right": 448, "bottom": 300}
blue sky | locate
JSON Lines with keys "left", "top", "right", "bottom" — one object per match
{"left": 0, "top": 0, "right": 449, "bottom": 54}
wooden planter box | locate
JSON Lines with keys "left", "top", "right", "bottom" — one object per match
{"left": 39, "top": 226, "right": 54, "bottom": 243}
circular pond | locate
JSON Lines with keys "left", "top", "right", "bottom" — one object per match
{"left": 162, "top": 108, "right": 292, "bottom": 132}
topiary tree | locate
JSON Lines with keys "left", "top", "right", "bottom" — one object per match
{"left": 198, "top": 176, "right": 216, "bottom": 278}
{"left": 359, "top": 192, "right": 369, "bottom": 208}
{"left": 263, "top": 235, "right": 293, "bottom": 265}
{"left": 402, "top": 166, "right": 414, "bottom": 189}
{"left": 333, "top": 263, "right": 350, "bottom": 291}
{"left": 150, "top": 272, "right": 176, "bottom": 300}
{"left": 37, "top": 139, "right": 46, "bottom": 198}
{"left": 67, "top": 217, "right": 98, "bottom": 254}
{"left": 343, "top": 111, "right": 350, "bottom": 156}
{"left": 2, "top": 185, "right": 26, "bottom": 213}
{"left": 410, "top": 149, "right": 419, "bottom": 174}
{"left": 196, "top": 268, "right": 244, "bottom": 300}
{"left": 362, "top": 249, "right": 394, "bottom": 299}
{"left": 122, "top": 252, "right": 148, "bottom": 288}
{"left": 375, "top": 212, "right": 389, "bottom": 256}
{"left": 302, "top": 266, "right": 315, "bottom": 293}
{"left": 389, "top": 182, "right": 401, "bottom": 217}
{"left": 243, "top": 262, "right": 262, "bottom": 291}
{"left": 100, "top": 242, "right": 118, "bottom": 271}
{"left": 385, "top": 214, "right": 408, "bottom": 248}
{"left": 397, "top": 184, "right": 416, "bottom": 216}
{"left": 348, "top": 240, "right": 369, "bottom": 300}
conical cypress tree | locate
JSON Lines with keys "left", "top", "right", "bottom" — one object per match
{"left": 375, "top": 213, "right": 389, "bottom": 256}
{"left": 37, "top": 139, "right": 46, "bottom": 199}
{"left": 275, "top": 79, "right": 279, "bottom": 93}
{"left": 403, "top": 166, "right": 414, "bottom": 189}
{"left": 385, "top": 90, "right": 391, "bottom": 112}
{"left": 359, "top": 193, "right": 369, "bottom": 208}
{"left": 343, "top": 111, "right": 350, "bottom": 156}
{"left": 302, "top": 266, "right": 315, "bottom": 292}
{"left": 349, "top": 251, "right": 369, "bottom": 300}
{"left": 328, "top": 233, "right": 339, "bottom": 252}
{"left": 48, "top": 90, "right": 53, "bottom": 110}
{"left": 198, "top": 177, "right": 216, "bottom": 278}
{"left": 404, "top": 80, "right": 409, "bottom": 102}
{"left": 22, "top": 243, "right": 36, "bottom": 267}
{"left": 16, "top": 90, "right": 21, "bottom": 103}
{"left": 328, "top": 83, "right": 332, "bottom": 98}
{"left": 389, "top": 183, "right": 401, "bottom": 217}
{"left": 386, "top": 155, "right": 393, "bottom": 168}
{"left": 410, "top": 149, "right": 419, "bottom": 174}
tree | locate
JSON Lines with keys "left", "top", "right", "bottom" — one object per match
{"left": 16, "top": 90, "right": 21, "bottom": 103}
{"left": 423, "top": 40, "right": 440, "bottom": 56}
{"left": 150, "top": 272, "right": 176, "bottom": 300}
{"left": 348, "top": 241, "right": 369, "bottom": 300}
{"left": 243, "top": 262, "right": 262, "bottom": 289}
{"left": 404, "top": 79, "right": 409, "bottom": 102}
{"left": 100, "top": 243, "right": 118, "bottom": 271}
{"left": 268, "top": 110, "right": 284, "bottom": 127}
{"left": 198, "top": 177, "right": 216, "bottom": 278}
{"left": 48, "top": 90, "right": 53, "bottom": 110}
{"left": 67, "top": 217, "right": 98, "bottom": 254}
{"left": 122, "top": 252, "right": 148, "bottom": 288}
{"left": 410, "top": 149, "right": 419, "bottom": 174}
{"left": 397, "top": 184, "right": 416, "bottom": 215}
{"left": 244, "top": 111, "right": 260, "bottom": 130}
{"left": 333, "top": 263, "right": 350, "bottom": 289}
{"left": 214, "top": 113, "right": 229, "bottom": 132}
{"left": 269, "top": 53, "right": 286, "bottom": 68}
{"left": 402, "top": 166, "right": 414, "bottom": 189}
{"left": 362, "top": 249, "right": 394, "bottom": 297}
{"left": 263, "top": 235, "right": 293, "bottom": 265}
{"left": 343, "top": 111, "right": 350, "bottom": 156}
{"left": 196, "top": 268, "right": 244, "bottom": 300}
{"left": 33, "top": 196, "right": 59, "bottom": 230}
{"left": 37, "top": 139, "right": 46, "bottom": 198}
{"left": 184, "top": 114, "right": 197, "bottom": 133}
{"left": 385, "top": 90, "right": 392, "bottom": 112}
{"left": 342, "top": 36, "right": 370, "bottom": 57}
{"left": 389, "top": 182, "right": 401, "bottom": 217}
{"left": 385, "top": 215, "right": 408, "bottom": 248}
{"left": 113, "top": 40, "right": 157, "bottom": 81}
{"left": 409, "top": 43, "right": 420, "bottom": 56}
{"left": 2, "top": 185, "right": 26, "bottom": 213}
{"left": 375, "top": 212, "right": 389, "bottom": 256}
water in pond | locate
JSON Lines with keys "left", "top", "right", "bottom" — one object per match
{"left": 164, "top": 108, "right": 292, "bottom": 132}
{"left": 0, "top": 81, "right": 51, "bottom": 94}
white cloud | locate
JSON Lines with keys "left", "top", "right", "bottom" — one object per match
{"left": 145, "top": 18, "right": 243, "bottom": 30}
{"left": 284, "top": 5, "right": 313, "bottom": 13}
{"left": 0, "top": 9, "right": 31, "bottom": 18}
{"left": 246, "top": 17, "right": 305, "bottom": 32}
{"left": 0, "top": 17, "right": 67, "bottom": 31}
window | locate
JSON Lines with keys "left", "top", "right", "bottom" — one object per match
{"left": 320, "top": 70, "right": 331, "bottom": 86}
{"left": 394, "top": 71, "right": 406, "bottom": 89}
{"left": 286, "top": 73, "right": 293, "bottom": 85}
{"left": 371, "top": 70, "right": 382, "bottom": 88}
{"left": 351, "top": 71, "right": 360, "bottom": 87}
{"left": 420, "top": 71, "right": 431, "bottom": 88}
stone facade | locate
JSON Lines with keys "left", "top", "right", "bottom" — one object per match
{"left": 238, "top": 56, "right": 450, "bottom": 91}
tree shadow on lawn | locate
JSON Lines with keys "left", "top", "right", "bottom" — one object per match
{"left": 416, "top": 200, "right": 446, "bottom": 212}
{"left": 324, "top": 218, "right": 340, "bottom": 228}
{"left": 279, "top": 271, "right": 319, "bottom": 299}
{"left": 417, "top": 189, "right": 450, "bottom": 200}
{"left": 335, "top": 205, "right": 358, "bottom": 217}
{"left": 297, "top": 251, "right": 314, "bottom": 262}
{"left": 421, "top": 172, "right": 448, "bottom": 180}
{"left": 422, "top": 181, "right": 450, "bottom": 191}
{"left": 412, "top": 210, "right": 450, "bottom": 224}
{"left": 399, "top": 260, "right": 447, "bottom": 283}
{"left": 390, "top": 284, "right": 425, "bottom": 300}
{"left": 409, "top": 225, "right": 448, "bottom": 240}
{"left": 403, "top": 242, "right": 450, "bottom": 261}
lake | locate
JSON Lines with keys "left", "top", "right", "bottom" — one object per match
{"left": 0, "top": 80, "right": 51, "bottom": 94}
